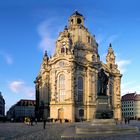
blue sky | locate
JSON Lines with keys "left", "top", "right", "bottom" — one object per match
{"left": 0, "top": 0, "right": 140, "bottom": 113}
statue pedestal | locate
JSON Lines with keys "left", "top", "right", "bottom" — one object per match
{"left": 95, "top": 96, "right": 113, "bottom": 119}
{"left": 92, "top": 119, "right": 115, "bottom": 126}
{"left": 62, "top": 121, "right": 139, "bottom": 138}
{"left": 61, "top": 94, "right": 139, "bottom": 138}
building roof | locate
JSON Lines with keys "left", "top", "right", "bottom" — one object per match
{"left": 134, "top": 94, "right": 140, "bottom": 101}
{"left": 121, "top": 93, "right": 136, "bottom": 101}
{"left": 71, "top": 11, "right": 83, "bottom": 17}
{"left": 16, "top": 99, "right": 36, "bottom": 106}
{"left": 121, "top": 92, "right": 140, "bottom": 101}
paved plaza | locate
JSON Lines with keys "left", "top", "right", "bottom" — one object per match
{"left": 0, "top": 120, "right": 140, "bottom": 140}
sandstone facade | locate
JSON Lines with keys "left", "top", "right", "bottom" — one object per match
{"left": 34, "top": 11, "right": 122, "bottom": 122}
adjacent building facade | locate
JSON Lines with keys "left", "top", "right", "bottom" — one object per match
{"left": 7, "top": 99, "right": 35, "bottom": 121}
{"left": 35, "top": 11, "right": 122, "bottom": 122}
{"left": 122, "top": 92, "right": 140, "bottom": 119}
{"left": 0, "top": 91, "right": 5, "bottom": 117}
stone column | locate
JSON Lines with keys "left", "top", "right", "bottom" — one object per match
{"left": 113, "top": 76, "right": 122, "bottom": 121}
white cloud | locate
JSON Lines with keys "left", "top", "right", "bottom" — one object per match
{"left": 121, "top": 81, "right": 136, "bottom": 88}
{"left": 9, "top": 80, "right": 24, "bottom": 93}
{"left": 9, "top": 80, "right": 34, "bottom": 97}
{"left": 116, "top": 59, "right": 131, "bottom": 74}
{"left": 100, "top": 52, "right": 131, "bottom": 74}
{"left": 96, "top": 34, "right": 105, "bottom": 45}
{"left": 96, "top": 33, "right": 118, "bottom": 46}
{"left": 37, "top": 18, "right": 62, "bottom": 55}
{"left": 0, "top": 52, "right": 13, "bottom": 65}
{"left": 39, "top": 37, "right": 55, "bottom": 54}
{"left": 121, "top": 81, "right": 140, "bottom": 96}
{"left": 106, "top": 34, "right": 118, "bottom": 44}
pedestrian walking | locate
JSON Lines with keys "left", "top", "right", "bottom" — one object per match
{"left": 125, "top": 118, "right": 127, "bottom": 124}
{"left": 43, "top": 119, "right": 46, "bottom": 129}
{"left": 30, "top": 117, "right": 33, "bottom": 126}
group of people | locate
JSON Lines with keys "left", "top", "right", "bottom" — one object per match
{"left": 124, "top": 117, "right": 130, "bottom": 124}
{"left": 24, "top": 117, "right": 37, "bottom": 125}
{"left": 24, "top": 117, "right": 47, "bottom": 129}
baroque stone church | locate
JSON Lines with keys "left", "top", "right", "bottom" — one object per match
{"left": 34, "top": 11, "right": 122, "bottom": 122}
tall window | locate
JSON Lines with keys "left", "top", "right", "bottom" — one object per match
{"left": 71, "top": 19, "right": 73, "bottom": 25}
{"left": 77, "top": 76, "right": 83, "bottom": 102}
{"left": 59, "top": 74, "right": 65, "bottom": 101}
{"left": 87, "top": 36, "right": 90, "bottom": 43}
{"left": 79, "top": 109, "right": 84, "bottom": 117}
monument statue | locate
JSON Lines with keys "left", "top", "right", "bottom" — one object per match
{"left": 98, "top": 68, "right": 108, "bottom": 96}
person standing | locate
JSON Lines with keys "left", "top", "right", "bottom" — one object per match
{"left": 43, "top": 119, "right": 46, "bottom": 129}
{"left": 125, "top": 118, "right": 127, "bottom": 124}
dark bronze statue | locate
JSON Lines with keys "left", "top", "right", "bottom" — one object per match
{"left": 97, "top": 68, "right": 108, "bottom": 96}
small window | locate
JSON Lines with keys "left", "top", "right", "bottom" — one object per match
{"left": 110, "top": 64, "right": 112, "bottom": 69}
{"left": 92, "top": 55, "right": 96, "bottom": 62}
{"left": 71, "top": 19, "right": 73, "bottom": 25}
{"left": 77, "top": 18, "right": 82, "bottom": 24}
{"left": 87, "top": 36, "right": 90, "bottom": 43}
{"left": 61, "top": 46, "right": 65, "bottom": 53}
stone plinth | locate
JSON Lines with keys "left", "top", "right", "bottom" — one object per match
{"left": 76, "top": 119, "right": 138, "bottom": 135}
{"left": 75, "top": 119, "right": 138, "bottom": 135}
{"left": 95, "top": 96, "right": 113, "bottom": 119}
{"left": 92, "top": 119, "right": 116, "bottom": 126}
{"left": 76, "top": 124, "right": 139, "bottom": 135}
{"left": 62, "top": 120, "right": 139, "bottom": 138}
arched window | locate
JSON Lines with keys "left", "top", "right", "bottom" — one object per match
{"left": 61, "top": 42, "right": 66, "bottom": 53}
{"left": 77, "top": 18, "right": 82, "bottom": 24}
{"left": 77, "top": 76, "right": 83, "bottom": 102}
{"left": 87, "top": 36, "right": 90, "bottom": 43}
{"left": 110, "top": 64, "right": 112, "bottom": 69}
{"left": 61, "top": 46, "right": 65, "bottom": 53}
{"left": 71, "top": 19, "right": 73, "bottom": 25}
{"left": 59, "top": 74, "right": 65, "bottom": 101}
{"left": 92, "top": 54, "right": 96, "bottom": 62}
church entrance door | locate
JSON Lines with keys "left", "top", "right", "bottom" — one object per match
{"left": 58, "top": 108, "right": 64, "bottom": 120}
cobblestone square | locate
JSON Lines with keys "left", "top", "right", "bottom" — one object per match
{"left": 0, "top": 121, "right": 140, "bottom": 140}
